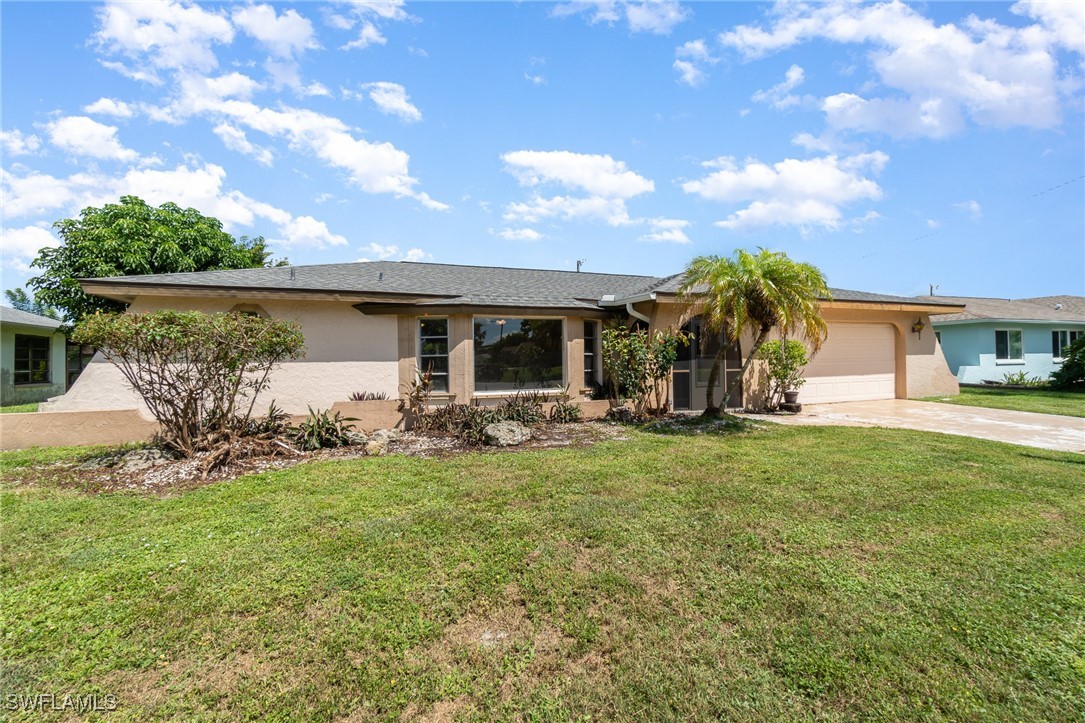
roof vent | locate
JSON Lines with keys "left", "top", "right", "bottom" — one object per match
{"left": 290, "top": 267, "right": 295, "bottom": 281}
{"left": 379, "top": 272, "right": 384, "bottom": 282}
{"left": 1055, "top": 303, "right": 1063, "bottom": 310}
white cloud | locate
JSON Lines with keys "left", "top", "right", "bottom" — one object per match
{"left": 673, "top": 39, "right": 719, "bottom": 87}
{"left": 720, "top": 1, "right": 1081, "bottom": 136}
{"left": 44, "top": 116, "right": 140, "bottom": 162}
{"left": 640, "top": 217, "right": 691, "bottom": 243}
{"left": 497, "top": 228, "right": 543, "bottom": 241}
{"left": 362, "top": 82, "right": 422, "bottom": 122}
{"left": 625, "top": 1, "right": 688, "bottom": 34}
{"left": 751, "top": 64, "right": 806, "bottom": 109}
{"left": 272, "top": 215, "right": 347, "bottom": 248}
{"left": 502, "top": 150, "right": 654, "bottom": 198}
{"left": 145, "top": 75, "right": 446, "bottom": 210}
{"left": 0, "top": 225, "right": 59, "bottom": 272}
{"left": 954, "top": 199, "right": 982, "bottom": 220}
{"left": 1, "top": 129, "right": 41, "bottom": 156}
{"left": 98, "top": 60, "right": 163, "bottom": 85}
{"left": 94, "top": 0, "right": 234, "bottom": 75}
{"left": 927, "top": 219, "right": 941, "bottom": 228}
{"left": 682, "top": 152, "right": 889, "bottom": 233}
{"left": 1, "top": 162, "right": 351, "bottom": 257}
{"left": 232, "top": 5, "right": 318, "bottom": 58}
{"left": 525, "top": 73, "right": 548, "bottom": 86}
{"left": 212, "top": 123, "right": 274, "bottom": 166}
{"left": 501, "top": 150, "right": 654, "bottom": 227}
{"left": 83, "top": 97, "right": 135, "bottom": 119}
{"left": 791, "top": 131, "right": 837, "bottom": 153}
{"left": 357, "top": 242, "right": 429, "bottom": 262}
{"left": 337, "top": 0, "right": 411, "bottom": 50}
{"left": 1012, "top": 0, "right": 1085, "bottom": 54}
{"left": 553, "top": 1, "right": 687, "bottom": 34}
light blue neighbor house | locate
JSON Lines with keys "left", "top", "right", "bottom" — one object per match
{"left": 918, "top": 295, "right": 1085, "bottom": 385}
{"left": 0, "top": 305, "right": 68, "bottom": 407}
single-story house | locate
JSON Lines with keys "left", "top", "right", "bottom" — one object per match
{"left": 45, "top": 261, "right": 963, "bottom": 416}
{"left": 0, "top": 305, "right": 68, "bottom": 406}
{"left": 917, "top": 295, "right": 1085, "bottom": 384}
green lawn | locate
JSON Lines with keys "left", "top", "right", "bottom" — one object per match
{"left": 0, "top": 403, "right": 38, "bottom": 414}
{"left": 2, "top": 426, "right": 1083, "bottom": 720}
{"left": 924, "top": 386, "right": 1085, "bottom": 418}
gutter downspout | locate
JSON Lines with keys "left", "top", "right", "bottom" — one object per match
{"left": 626, "top": 301, "right": 651, "bottom": 324}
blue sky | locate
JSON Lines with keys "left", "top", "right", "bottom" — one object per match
{"left": 2, "top": 1, "right": 1082, "bottom": 299}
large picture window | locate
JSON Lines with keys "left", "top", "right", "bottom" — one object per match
{"left": 474, "top": 318, "right": 564, "bottom": 392}
{"left": 418, "top": 318, "right": 450, "bottom": 393}
{"left": 995, "top": 329, "right": 1023, "bottom": 361}
{"left": 14, "top": 334, "right": 51, "bottom": 385}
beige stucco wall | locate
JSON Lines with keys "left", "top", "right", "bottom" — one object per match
{"left": 46, "top": 296, "right": 399, "bottom": 415}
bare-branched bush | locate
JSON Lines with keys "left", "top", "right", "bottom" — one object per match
{"left": 73, "top": 310, "right": 305, "bottom": 459}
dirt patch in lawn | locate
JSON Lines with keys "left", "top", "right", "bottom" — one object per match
{"left": 3, "top": 422, "right": 627, "bottom": 496}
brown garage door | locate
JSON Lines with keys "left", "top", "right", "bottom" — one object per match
{"left": 800, "top": 323, "right": 896, "bottom": 404}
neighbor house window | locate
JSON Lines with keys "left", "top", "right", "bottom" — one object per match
{"left": 473, "top": 318, "right": 564, "bottom": 392}
{"left": 995, "top": 329, "right": 1023, "bottom": 361}
{"left": 418, "top": 318, "right": 449, "bottom": 393}
{"left": 1052, "top": 330, "right": 1081, "bottom": 359}
{"left": 14, "top": 334, "right": 50, "bottom": 385}
{"left": 583, "top": 320, "right": 599, "bottom": 387}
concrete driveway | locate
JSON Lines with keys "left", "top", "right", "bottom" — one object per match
{"left": 744, "top": 399, "right": 1085, "bottom": 453}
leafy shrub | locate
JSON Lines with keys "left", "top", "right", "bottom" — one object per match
{"left": 240, "top": 403, "right": 291, "bottom": 436}
{"left": 550, "top": 386, "right": 582, "bottom": 424}
{"left": 758, "top": 339, "right": 811, "bottom": 410}
{"left": 72, "top": 310, "right": 305, "bottom": 457}
{"left": 601, "top": 323, "right": 690, "bottom": 416}
{"left": 291, "top": 407, "right": 358, "bottom": 451}
{"left": 400, "top": 367, "right": 435, "bottom": 420}
{"left": 350, "top": 390, "right": 389, "bottom": 401}
{"left": 1050, "top": 336, "right": 1085, "bottom": 390}
{"left": 420, "top": 403, "right": 500, "bottom": 445}
{"left": 1000, "top": 371, "right": 1046, "bottom": 387}
{"left": 499, "top": 390, "right": 548, "bottom": 424}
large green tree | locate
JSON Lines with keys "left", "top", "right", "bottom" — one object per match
{"left": 27, "top": 196, "right": 278, "bottom": 323}
{"left": 677, "top": 248, "right": 831, "bottom": 416}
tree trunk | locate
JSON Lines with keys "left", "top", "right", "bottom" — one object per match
{"left": 721, "top": 324, "right": 772, "bottom": 412}
{"left": 701, "top": 346, "right": 727, "bottom": 417}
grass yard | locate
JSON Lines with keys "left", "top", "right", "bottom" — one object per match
{"left": 0, "top": 403, "right": 38, "bottom": 414}
{"left": 2, "top": 425, "right": 1083, "bottom": 720}
{"left": 924, "top": 386, "right": 1085, "bottom": 418}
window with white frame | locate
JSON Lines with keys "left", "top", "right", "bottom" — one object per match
{"left": 583, "top": 320, "right": 599, "bottom": 387}
{"left": 473, "top": 318, "right": 564, "bottom": 392}
{"left": 418, "top": 318, "right": 449, "bottom": 392}
{"left": 1052, "top": 330, "right": 1081, "bottom": 359}
{"left": 994, "top": 329, "right": 1023, "bottom": 361}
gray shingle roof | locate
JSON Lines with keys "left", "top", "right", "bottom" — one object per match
{"left": 85, "top": 261, "right": 661, "bottom": 310}
{"left": 84, "top": 260, "right": 963, "bottom": 311}
{"left": 0, "top": 305, "right": 62, "bottom": 330}
{"left": 919, "top": 295, "right": 1085, "bottom": 323}
{"left": 645, "top": 274, "right": 958, "bottom": 307}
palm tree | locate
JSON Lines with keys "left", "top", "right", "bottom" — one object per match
{"left": 677, "top": 249, "right": 831, "bottom": 416}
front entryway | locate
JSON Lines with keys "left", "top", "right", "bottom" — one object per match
{"left": 672, "top": 317, "right": 742, "bottom": 411}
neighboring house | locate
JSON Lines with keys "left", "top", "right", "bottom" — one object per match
{"left": 45, "top": 261, "right": 963, "bottom": 415}
{"left": 918, "top": 295, "right": 1085, "bottom": 384}
{"left": 0, "top": 306, "right": 67, "bottom": 406}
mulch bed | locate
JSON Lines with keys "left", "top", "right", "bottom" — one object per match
{"left": 3, "top": 422, "right": 629, "bottom": 496}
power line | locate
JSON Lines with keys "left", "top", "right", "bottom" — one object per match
{"left": 1025, "top": 175, "right": 1084, "bottom": 200}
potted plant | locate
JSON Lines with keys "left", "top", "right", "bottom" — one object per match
{"left": 758, "top": 339, "right": 810, "bottom": 411}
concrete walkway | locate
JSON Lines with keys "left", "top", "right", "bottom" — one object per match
{"left": 743, "top": 399, "right": 1085, "bottom": 453}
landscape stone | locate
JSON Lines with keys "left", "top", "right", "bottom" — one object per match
{"left": 483, "top": 421, "right": 533, "bottom": 447}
